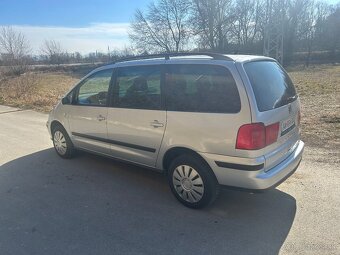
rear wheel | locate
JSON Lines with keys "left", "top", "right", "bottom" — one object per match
{"left": 167, "top": 154, "right": 219, "bottom": 209}
{"left": 52, "top": 125, "right": 75, "bottom": 159}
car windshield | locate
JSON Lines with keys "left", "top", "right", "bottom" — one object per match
{"left": 244, "top": 61, "right": 297, "bottom": 112}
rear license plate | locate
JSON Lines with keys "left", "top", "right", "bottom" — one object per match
{"left": 281, "top": 117, "right": 295, "bottom": 136}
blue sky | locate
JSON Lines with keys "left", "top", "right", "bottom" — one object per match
{"left": 0, "top": 0, "right": 150, "bottom": 26}
{"left": 0, "top": 0, "right": 338, "bottom": 54}
{"left": 0, "top": 0, "right": 151, "bottom": 54}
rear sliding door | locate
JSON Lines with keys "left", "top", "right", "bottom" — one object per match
{"left": 106, "top": 65, "right": 166, "bottom": 167}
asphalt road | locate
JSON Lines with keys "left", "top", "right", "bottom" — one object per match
{"left": 0, "top": 105, "right": 339, "bottom": 255}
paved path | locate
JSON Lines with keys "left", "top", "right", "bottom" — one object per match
{"left": 0, "top": 105, "right": 339, "bottom": 255}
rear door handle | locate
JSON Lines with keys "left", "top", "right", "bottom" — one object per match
{"left": 150, "top": 120, "right": 164, "bottom": 128}
{"left": 97, "top": 115, "right": 106, "bottom": 121}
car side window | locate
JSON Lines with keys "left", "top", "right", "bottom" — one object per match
{"left": 165, "top": 64, "right": 241, "bottom": 113}
{"left": 113, "top": 65, "right": 161, "bottom": 110}
{"left": 76, "top": 69, "right": 113, "bottom": 106}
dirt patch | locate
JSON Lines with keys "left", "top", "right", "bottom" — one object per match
{"left": 289, "top": 64, "right": 340, "bottom": 152}
{"left": 320, "top": 115, "right": 340, "bottom": 124}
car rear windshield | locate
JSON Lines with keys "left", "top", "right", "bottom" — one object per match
{"left": 244, "top": 61, "right": 297, "bottom": 112}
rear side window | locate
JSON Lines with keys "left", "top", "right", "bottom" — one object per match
{"left": 113, "top": 65, "right": 161, "bottom": 110}
{"left": 165, "top": 65, "right": 241, "bottom": 113}
{"left": 244, "top": 61, "right": 297, "bottom": 112}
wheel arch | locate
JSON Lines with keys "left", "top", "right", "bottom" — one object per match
{"left": 162, "top": 147, "right": 210, "bottom": 172}
{"left": 50, "top": 120, "right": 64, "bottom": 133}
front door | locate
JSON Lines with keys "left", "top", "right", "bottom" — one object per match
{"left": 68, "top": 69, "right": 113, "bottom": 155}
{"left": 107, "top": 64, "right": 166, "bottom": 167}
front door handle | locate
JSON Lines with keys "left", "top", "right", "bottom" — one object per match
{"left": 150, "top": 120, "right": 164, "bottom": 128}
{"left": 97, "top": 115, "right": 106, "bottom": 121}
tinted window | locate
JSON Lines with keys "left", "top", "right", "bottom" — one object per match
{"left": 113, "top": 65, "right": 161, "bottom": 110}
{"left": 165, "top": 65, "right": 240, "bottom": 113}
{"left": 244, "top": 61, "right": 297, "bottom": 112}
{"left": 76, "top": 69, "right": 112, "bottom": 106}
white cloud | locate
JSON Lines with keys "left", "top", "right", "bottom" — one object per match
{"left": 11, "top": 23, "right": 130, "bottom": 54}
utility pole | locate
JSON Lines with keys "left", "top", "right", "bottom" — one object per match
{"left": 263, "top": 0, "right": 285, "bottom": 64}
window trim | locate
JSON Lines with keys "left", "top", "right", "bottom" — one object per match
{"left": 164, "top": 64, "right": 241, "bottom": 114}
{"left": 109, "top": 65, "right": 166, "bottom": 111}
{"left": 72, "top": 68, "right": 115, "bottom": 107}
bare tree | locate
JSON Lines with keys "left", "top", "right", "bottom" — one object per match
{"left": 297, "top": 0, "right": 318, "bottom": 66}
{"left": 282, "top": 0, "right": 309, "bottom": 64}
{"left": 190, "top": 0, "right": 235, "bottom": 52}
{"left": 313, "top": 1, "right": 331, "bottom": 49}
{"left": 129, "top": 0, "right": 191, "bottom": 53}
{"left": 40, "top": 39, "right": 64, "bottom": 64}
{"left": 0, "top": 26, "right": 30, "bottom": 74}
{"left": 231, "top": 0, "right": 264, "bottom": 50}
{"left": 322, "top": 5, "right": 340, "bottom": 63}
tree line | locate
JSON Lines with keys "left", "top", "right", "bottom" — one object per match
{"left": 130, "top": 0, "right": 340, "bottom": 65}
{"left": 0, "top": 0, "right": 339, "bottom": 75}
{"left": 0, "top": 25, "right": 134, "bottom": 75}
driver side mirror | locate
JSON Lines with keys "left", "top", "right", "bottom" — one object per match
{"left": 61, "top": 97, "right": 70, "bottom": 105}
{"left": 61, "top": 91, "right": 74, "bottom": 105}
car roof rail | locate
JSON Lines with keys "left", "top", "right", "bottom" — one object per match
{"left": 113, "top": 52, "right": 233, "bottom": 63}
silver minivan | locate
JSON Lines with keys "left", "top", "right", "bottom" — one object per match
{"left": 47, "top": 53, "right": 304, "bottom": 208}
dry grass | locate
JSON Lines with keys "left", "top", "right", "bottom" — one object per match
{"left": 0, "top": 72, "right": 78, "bottom": 112}
{"left": 288, "top": 65, "right": 340, "bottom": 151}
{"left": 0, "top": 64, "right": 339, "bottom": 152}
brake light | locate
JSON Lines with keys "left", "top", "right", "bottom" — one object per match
{"left": 236, "top": 123, "right": 266, "bottom": 150}
{"left": 236, "top": 122, "right": 279, "bottom": 150}
{"left": 265, "top": 123, "right": 280, "bottom": 146}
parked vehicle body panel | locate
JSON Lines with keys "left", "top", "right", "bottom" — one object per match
{"left": 47, "top": 53, "right": 304, "bottom": 208}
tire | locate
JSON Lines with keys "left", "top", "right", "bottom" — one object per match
{"left": 52, "top": 124, "right": 75, "bottom": 159}
{"left": 167, "top": 154, "right": 219, "bottom": 209}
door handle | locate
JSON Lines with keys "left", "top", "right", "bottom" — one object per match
{"left": 150, "top": 120, "right": 164, "bottom": 128}
{"left": 97, "top": 115, "right": 106, "bottom": 121}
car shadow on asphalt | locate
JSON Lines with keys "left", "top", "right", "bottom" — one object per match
{"left": 0, "top": 148, "right": 296, "bottom": 255}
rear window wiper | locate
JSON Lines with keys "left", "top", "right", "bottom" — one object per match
{"left": 285, "top": 95, "right": 298, "bottom": 103}
{"left": 273, "top": 95, "right": 297, "bottom": 108}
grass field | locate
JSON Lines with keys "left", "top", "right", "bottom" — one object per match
{"left": 0, "top": 72, "right": 79, "bottom": 112}
{"left": 0, "top": 64, "right": 339, "bottom": 152}
{"left": 287, "top": 65, "right": 340, "bottom": 152}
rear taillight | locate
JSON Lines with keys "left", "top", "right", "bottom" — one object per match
{"left": 236, "top": 122, "right": 279, "bottom": 150}
{"left": 236, "top": 123, "right": 266, "bottom": 150}
{"left": 265, "top": 123, "right": 280, "bottom": 146}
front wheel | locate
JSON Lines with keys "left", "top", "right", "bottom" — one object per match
{"left": 167, "top": 155, "right": 219, "bottom": 209}
{"left": 52, "top": 125, "right": 75, "bottom": 159}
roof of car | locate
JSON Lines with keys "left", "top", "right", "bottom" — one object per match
{"left": 115, "top": 53, "right": 273, "bottom": 63}
{"left": 95, "top": 53, "right": 274, "bottom": 72}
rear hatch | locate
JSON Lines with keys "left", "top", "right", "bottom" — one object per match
{"left": 243, "top": 60, "right": 300, "bottom": 170}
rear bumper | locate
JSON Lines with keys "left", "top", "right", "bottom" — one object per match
{"left": 199, "top": 140, "right": 304, "bottom": 190}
